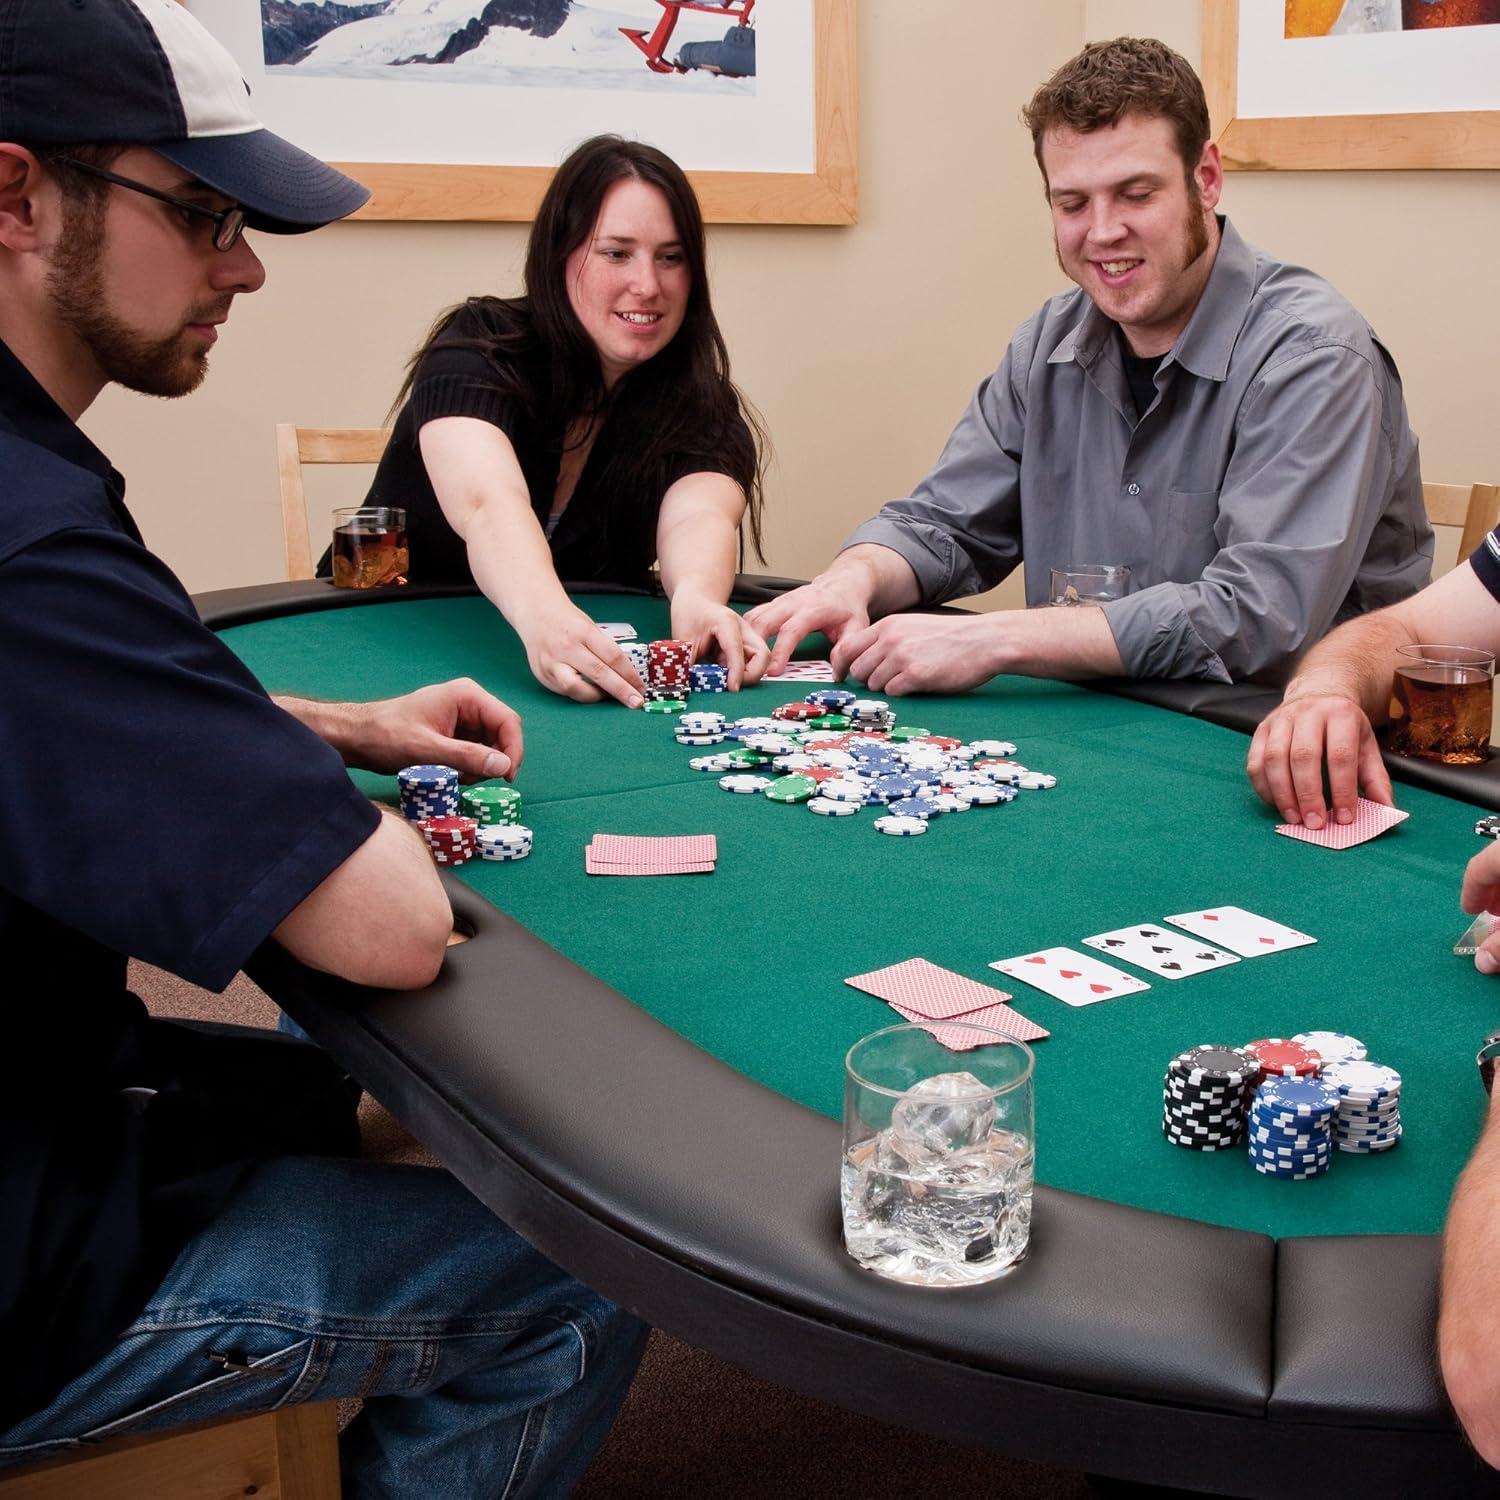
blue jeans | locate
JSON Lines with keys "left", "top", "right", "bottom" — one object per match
{"left": 0, "top": 1157, "right": 646, "bottom": 1497}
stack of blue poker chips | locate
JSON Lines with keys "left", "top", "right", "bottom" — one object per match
{"left": 1322, "top": 1060, "right": 1404, "bottom": 1152}
{"left": 397, "top": 764, "right": 460, "bottom": 822}
{"left": 688, "top": 662, "right": 727, "bottom": 693}
{"left": 805, "top": 687, "right": 856, "bottom": 712}
{"left": 1247, "top": 1076, "right": 1341, "bottom": 1179}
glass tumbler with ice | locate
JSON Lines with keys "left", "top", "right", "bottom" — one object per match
{"left": 841, "top": 1022, "right": 1035, "bottom": 1287}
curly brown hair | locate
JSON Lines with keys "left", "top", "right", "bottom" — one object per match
{"left": 1021, "top": 38, "right": 1211, "bottom": 185}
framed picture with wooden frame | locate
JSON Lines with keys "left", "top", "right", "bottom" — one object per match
{"left": 1203, "top": 0, "right": 1500, "bottom": 170}
{"left": 181, "top": 0, "right": 856, "bottom": 224}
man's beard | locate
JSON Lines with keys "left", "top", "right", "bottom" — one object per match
{"left": 44, "top": 197, "right": 221, "bottom": 400}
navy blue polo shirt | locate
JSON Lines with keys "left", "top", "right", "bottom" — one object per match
{"left": 0, "top": 337, "right": 380, "bottom": 1431}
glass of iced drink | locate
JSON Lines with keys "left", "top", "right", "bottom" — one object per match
{"left": 1049, "top": 564, "right": 1130, "bottom": 607}
{"left": 841, "top": 1022, "right": 1034, "bottom": 1287}
{"left": 331, "top": 506, "right": 408, "bottom": 589}
{"left": 1388, "top": 644, "right": 1494, "bottom": 765}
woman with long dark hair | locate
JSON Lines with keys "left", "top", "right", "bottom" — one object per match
{"left": 363, "top": 134, "right": 768, "bottom": 706}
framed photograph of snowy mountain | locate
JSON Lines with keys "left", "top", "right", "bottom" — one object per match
{"left": 1203, "top": 0, "right": 1500, "bottom": 169}
{"left": 184, "top": 0, "right": 857, "bottom": 223}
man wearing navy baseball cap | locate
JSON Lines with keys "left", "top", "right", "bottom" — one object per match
{"left": 0, "top": 2, "right": 644, "bottom": 1493}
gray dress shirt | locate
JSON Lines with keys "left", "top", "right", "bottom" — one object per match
{"left": 845, "top": 219, "right": 1431, "bottom": 684}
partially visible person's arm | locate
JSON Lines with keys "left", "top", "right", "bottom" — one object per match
{"left": 1248, "top": 561, "right": 1500, "bottom": 828}
{"left": 419, "top": 416, "right": 644, "bottom": 708}
{"left": 272, "top": 806, "right": 451, "bottom": 989}
{"left": 748, "top": 333, "right": 1034, "bottom": 677}
{"left": 1441, "top": 1076, "right": 1500, "bottom": 1468}
{"left": 657, "top": 470, "right": 769, "bottom": 690}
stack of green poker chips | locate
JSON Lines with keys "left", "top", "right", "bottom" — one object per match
{"left": 460, "top": 784, "right": 523, "bottom": 827}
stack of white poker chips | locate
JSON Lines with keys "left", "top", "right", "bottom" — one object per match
{"left": 477, "top": 824, "right": 533, "bottom": 862}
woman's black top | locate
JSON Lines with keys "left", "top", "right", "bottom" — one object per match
{"left": 357, "top": 298, "right": 753, "bottom": 589}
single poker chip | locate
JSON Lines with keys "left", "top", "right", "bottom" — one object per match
{"left": 1243, "top": 1038, "right": 1321, "bottom": 1079}
{"left": 873, "top": 814, "right": 929, "bottom": 837}
{"left": 887, "top": 725, "right": 931, "bottom": 742}
{"left": 676, "top": 732, "right": 727, "bottom": 746}
{"left": 1171, "top": 1045, "right": 1262, "bottom": 1088}
{"left": 1476, "top": 815, "right": 1500, "bottom": 839}
{"left": 818, "top": 778, "right": 870, "bottom": 804}
{"left": 967, "top": 739, "right": 1018, "bottom": 757}
{"left": 916, "top": 735, "right": 962, "bottom": 751}
{"left": 975, "top": 762, "right": 1023, "bottom": 784}
{"left": 765, "top": 775, "right": 817, "bottom": 804}
{"left": 772, "top": 702, "right": 822, "bottom": 721}
{"left": 479, "top": 844, "right": 531, "bottom": 861}
{"left": 1320, "top": 1060, "right": 1402, "bottom": 1099}
{"left": 805, "top": 688, "right": 857, "bottom": 711}
{"left": 689, "top": 754, "right": 737, "bottom": 772}
{"left": 720, "top": 774, "right": 773, "bottom": 794}
{"left": 1015, "top": 771, "right": 1058, "bottom": 791}
{"left": 929, "top": 792, "right": 972, "bottom": 813}
{"left": 872, "top": 774, "right": 922, "bottom": 802}
{"left": 806, "top": 714, "right": 852, "bottom": 730}
{"left": 643, "top": 699, "right": 687, "bottom": 714}
{"left": 848, "top": 699, "right": 890, "bottom": 716}
{"left": 398, "top": 763, "right": 460, "bottom": 785}
{"left": 772, "top": 752, "right": 819, "bottom": 772}
{"left": 1290, "top": 1030, "right": 1367, "bottom": 1065}
{"left": 889, "top": 796, "right": 941, "bottom": 820}
{"left": 722, "top": 747, "right": 772, "bottom": 767}
{"left": 808, "top": 796, "right": 859, "bottom": 817}
{"left": 1255, "top": 1076, "right": 1341, "bottom": 1116}
{"left": 955, "top": 783, "right": 1004, "bottom": 806}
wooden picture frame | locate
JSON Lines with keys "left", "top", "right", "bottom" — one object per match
{"left": 180, "top": 0, "right": 857, "bottom": 224}
{"left": 1202, "top": 0, "right": 1500, "bottom": 170}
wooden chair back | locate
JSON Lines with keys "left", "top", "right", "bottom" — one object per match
{"left": 1422, "top": 481, "right": 1499, "bottom": 566}
{"left": 0, "top": 1401, "right": 339, "bottom": 1499}
{"left": 276, "top": 424, "right": 393, "bottom": 581}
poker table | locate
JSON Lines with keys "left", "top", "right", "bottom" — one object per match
{"left": 200, "top": 578, "right": 1500, "bottom": 1498}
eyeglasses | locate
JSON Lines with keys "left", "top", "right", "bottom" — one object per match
{"left": 51, "top": 155, "right": 247, "bottom": 252}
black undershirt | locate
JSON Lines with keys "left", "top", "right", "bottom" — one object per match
{"left": 1119, "top": 331, "right": 1166, "bottom": 420}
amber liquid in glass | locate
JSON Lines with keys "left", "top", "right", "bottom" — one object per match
{"left": 331, "top": 523, "right": 409, "bottom": 589}
{"left": 1388, "top": 665, "right": 1492, "bottom": 765}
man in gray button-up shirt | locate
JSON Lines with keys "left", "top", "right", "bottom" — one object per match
{"left": 749, "top": 38, "right": 1429, "bottom": 691}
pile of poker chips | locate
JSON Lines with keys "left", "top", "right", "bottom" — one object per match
{"left": 671, "top": 692, "right": 1057, "bottom": 837}
{"left": 1242, "top": 1037, "right": 1321, "bottom": 1081}
{"left": 460, "top": 784, "right": 522, "bottom": 827}
{"left": 1162, "top": 1045, "right": 1263, "bottom": 1150}
{"left": 1247, "top": 1076, "right": 1340, "bottom": 1179}
{"left": 417, "top": 815, "right": 480, "bottom": 866}
{"left": 645, "top": 638, "right": 693, "bottom": 706}
{"left": 1322, "top": 1059, "right": 1403, "bottom": 1153}
{"left": 398, "top": 764, "right": 460, "bottom": 821}
{"left": 477, "top": 824, "right": 533, "bottom": 862}
{"left": 399, "top": 764, "right": 532, "bottom": 866}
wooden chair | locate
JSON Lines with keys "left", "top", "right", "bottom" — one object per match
{"left": 1423, "top": 480, "right": 1499, "bottom": 565}
{"left": 275, "top": 425, "right": 392, "bottom": 582}
{"left": 0, "top": 1401, "right": 339, "bottom": 1499}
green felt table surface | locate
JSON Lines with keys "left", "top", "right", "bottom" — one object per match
{"left": 221, "top": 590, "right": 1500, "bottom": 1242}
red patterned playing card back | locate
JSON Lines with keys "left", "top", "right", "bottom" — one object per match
{"left": 1274, "top": 798, "right": 1409, "bottom": 850}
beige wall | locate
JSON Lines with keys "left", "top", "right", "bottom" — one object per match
{"left": 81, "top": 1, "right": 1495, "bottom": 596}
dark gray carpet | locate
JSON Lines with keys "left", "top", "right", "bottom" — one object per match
{"left": 132, "top": 961, "right": 1090, "bottom": 1498}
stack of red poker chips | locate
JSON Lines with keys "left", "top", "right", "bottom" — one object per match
{"left": 1243, "top": 1037, "right": 1322, "bottom": 1080}
{"left": 771, "top": 702, "right": 822, "bottom": 721}
{"left": 647, "top": 639, "right": 694, "bottom": 694}
{"left": 417, "top": 815, "right": 480, "bottom": 866}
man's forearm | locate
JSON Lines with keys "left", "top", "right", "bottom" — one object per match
{"left": 1282, "top": 609, "right": 1416, "bottom": 722}
{"left": 1441, "top": 1085, "right": 1500, "bottom": 1466}
{"left": 989, "top": 602, "right": 1125, "bottom": 680}
{"left": 827, "top": 543, "right": 924, "bottom": 618}
{"left": 274, "top": 696, "right": 363, "bottom": 763}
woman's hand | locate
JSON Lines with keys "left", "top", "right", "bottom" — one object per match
{"left": 671, "top": 589, "right": 770, "bottom": 690}
{"left": 518, "top": 600, "right": 646, "bottom": 707}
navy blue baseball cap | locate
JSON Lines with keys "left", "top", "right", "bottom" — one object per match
{"left": 0, "top": 0, "right": 369, "bottom": 233}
